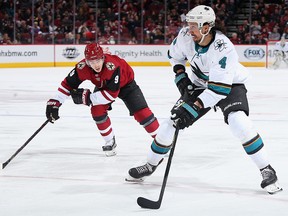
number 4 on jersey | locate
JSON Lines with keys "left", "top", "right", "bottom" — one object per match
{"left": 219, "top": 57, "right": 227, "bottom": 69}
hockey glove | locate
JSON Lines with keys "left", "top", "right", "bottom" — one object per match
{"left": 46, "top": 99, "right": 61, "bottom": 123}
{"left": 171, "top": 98, "right": 200, "bottom": 129}
{"left": 174, "top": 71, "right": 194, "bottom": 96}
{"left": 70, "top": 88, "right": 91, "bottom": 106}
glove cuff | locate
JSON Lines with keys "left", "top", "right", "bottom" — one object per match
{"left": 47, "top": 99, "right": 61, "bottom": 107}
{"left": 174, "top": 71, "right": 188, "bottom": 85}
{"left": 182, "top": 102, "right": 199, "bottom": 118}
{"left": 173, "top": 64, "right": 185, "bottom": 74}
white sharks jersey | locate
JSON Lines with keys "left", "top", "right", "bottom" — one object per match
{"left": 168, "top": 27, "right": 249, "bottom": 108}
{"left": 275, "top": 41, "right": 288, "bottom": 52}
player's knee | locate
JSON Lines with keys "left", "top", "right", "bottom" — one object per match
{"left": 227, "top": 111, "right": 257, "bottom": 142}
{"left": 91, "top": 104, "right": 108, "bottom": 116}
{"left": 134, "top": 108, "right": 156, "bottom": 125}
{"left": 92, "top": 114, "right": 108, "bottom": 124}
{"left": 155, "top": 119, "right": 176, "bottom": 146}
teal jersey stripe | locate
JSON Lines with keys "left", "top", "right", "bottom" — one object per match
{"left": 208, "top": 83, "right": 231, "bottom": 96}
{"left": 243, "top": 136, "right": 264, "bottom": 155}
{"left": 167, "top": 50, "right": 172, "bottom": 59}
{"left": 151, "top": 141, "right": 170, "bottom": 154}
{"left": 172, "top": 37, "right": 177, "bottom": 45}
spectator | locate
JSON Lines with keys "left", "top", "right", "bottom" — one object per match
{"left": 151, "top": 27, "right": 164, "bottom": 43}
{"left": 77, "top": 21, "right": 89, "bottom": 36}
{"left": 34, "top": 31, "right": 47, "bottom": 44}
{"left": 107, "top": 35, "right": 116, "bottom": 44}
{"left": 0, "top": 33, "right": 12, "bottom": 44}
{"left": 268, "top": 27, "right": 281, "bottom": 41}
{"left": 230, "top": 32, "right": 241, "bottom": 44}
{"left": 280, "top": 8, "right": 288, "bottom": 27}
{"left": 252, "top": 34, "right": 266, "bottom": 44}
{"left": 242, "top": 19, "right": 250, "bottom": 34}
{"left": 252, "top": 3, "right": 262, "bottom": 21}
{"left": 283, "top": 28, "right": 288, "bottom": 39}
{"left": 128, "top": 36, "right": 138, "bottom": 44}
{"left": 62, "top": 32, "right": 74, "bottom": 44}
{"left": 105, "top": 8, "right": 115, "bottom": 21}
{"left": 243, "top": 34, "right": 252, "bottom": 44}
{"left": 250, "top": 20, "right": 262, "bottom": 36}
{"left": 236, "top": 25, "right": 246, "bottom": 43}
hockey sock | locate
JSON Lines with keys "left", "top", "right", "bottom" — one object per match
{"left": 147, "top": 119, "right": 175, "bottom": 166}
{"left": 133, "top": 107, "right": 159, "bottom": 138}
{"left": 93, "top": 115, "right": 114, "bottom": 142}
{"left": 228, "top": 111, "right": 270, "bottom": 169}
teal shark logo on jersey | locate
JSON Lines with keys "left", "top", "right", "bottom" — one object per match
{"left": 214, "top": 39, "right": 227, "bottom": 52}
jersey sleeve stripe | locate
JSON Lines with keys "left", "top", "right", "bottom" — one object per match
{"left": 58, "top": 87, "right": 70, "bottom": 96}
{"left": 208, "top": 81, "right": 231, "bottom": 96}
{"left": 101, "top": 90, "right": 115, "bottom": 102}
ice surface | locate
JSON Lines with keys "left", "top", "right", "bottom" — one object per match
{"left": 0, "top": 66, "right": 287, "bottom": 216}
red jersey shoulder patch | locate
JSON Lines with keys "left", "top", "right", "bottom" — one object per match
{"left": 77, "top": 61, "right": 86, "bottom": 70}
{"left": 106, "top": 62, "right": 115, "bottom": 71}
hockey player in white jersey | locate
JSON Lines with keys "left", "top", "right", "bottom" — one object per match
{"left": 273, "top": 36, "right": 288, "bottom": 69}
{"left": 126, "top": 5, "right": 282, "bottom": 194}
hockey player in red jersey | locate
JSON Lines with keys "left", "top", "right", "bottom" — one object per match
{"left": 46, "top": 43, "right": 159, "bottom": 156}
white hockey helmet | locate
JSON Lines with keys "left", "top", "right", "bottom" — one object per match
{"left": 186, "top": 5, "right": 216, "bottom": 29}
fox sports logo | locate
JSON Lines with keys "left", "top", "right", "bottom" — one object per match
{"left": 244, "top": 47, "right": 265, "bottom": 60}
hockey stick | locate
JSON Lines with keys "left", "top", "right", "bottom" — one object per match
{"left": 137, "top": 122, "right": 180, "bottom": 209}
{"left": 1, "top": 119, "right": 50, "bottom": 169}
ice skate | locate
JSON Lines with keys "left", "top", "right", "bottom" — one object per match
{"left": 125, "top": 159, "right": 163, "bottom": 182}
{"left": 102, "top": 136, "right": 117, "bottom": 157}
{"left": 260, "top": 165, "right": 283, "bottom": 194}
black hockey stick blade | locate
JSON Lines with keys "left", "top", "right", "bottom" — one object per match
{"left": 137, "top": 122, "right": 180, "bottom": 209}
{"left": 137, "top": 197, "right": 161, "bottom": 209}
{"left": 1, "top": 119, "right": 50, "bottom": 169}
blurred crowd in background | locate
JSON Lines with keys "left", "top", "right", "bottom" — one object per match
{"left": 0, "top": 0, "right": 288, "bottom": 45}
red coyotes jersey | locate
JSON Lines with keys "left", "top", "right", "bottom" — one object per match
{"left": 56, "top": 54, "right": 135, "bottom": 105}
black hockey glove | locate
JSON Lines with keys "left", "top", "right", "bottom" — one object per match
{"left": 46, "top": 99, "right": 61, "bottom": 123}
{"left": 171, "top": 98, "right": 200, "bottom": 129}
{"left": 174, "top": 65, "right": 194, "bottom": 96}
{"left": 70, "top": 88, "right": 91, "bottom": 106}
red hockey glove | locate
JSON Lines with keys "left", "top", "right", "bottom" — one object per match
{"left": 46, "top": 99, "right": 61, "bottom": 123}
{"left": 70, "top": 88, "right": 91, "bottom": 106}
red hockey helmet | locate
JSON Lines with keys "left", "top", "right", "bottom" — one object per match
{"left": 84, "top": 42, "right": 104, "bottom": 61}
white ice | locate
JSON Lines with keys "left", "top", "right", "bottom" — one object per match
{"left": 0, "top": 66, "right": 287, "bottom": 216}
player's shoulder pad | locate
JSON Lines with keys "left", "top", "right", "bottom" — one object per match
{"left": 76, "top": 59, "right": 87, "bottom": 71}
{"left": 105, "top": 66, "right": 120, "bottom": 92}
{"left": 170, "top": 27, "right": 190, "bottom": 48}
{"left": 175, "top": 27, "right": 190, "bottom": 41}
{"left": 66, "top": 67, "right": 82, "bottom": 89}
{"left": 179, "top": 26, "right": 190, "bottom": 37}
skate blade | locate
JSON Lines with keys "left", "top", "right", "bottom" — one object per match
{"left": 104, "top": 149, "right": 117, "bottom": 157}
{"left": 125, "top": 175, "right": 145, "bottom": 183}
{"left": 264, "top": 181, "right": 283, "bottom": 194}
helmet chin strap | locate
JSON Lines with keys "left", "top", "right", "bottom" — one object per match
{"left": 198, "top": 26, "right": 212, "bottom": 45}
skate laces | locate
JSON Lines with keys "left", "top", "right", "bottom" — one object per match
{"left": 261, "top": 167, "right": 274, "bottom": 180}
{"left": 136, "top": 163, "right": 153, "bottom": 174}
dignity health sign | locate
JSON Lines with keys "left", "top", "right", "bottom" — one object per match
{"left": 53, "top": 44, "right": 170, "bottom": 67}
